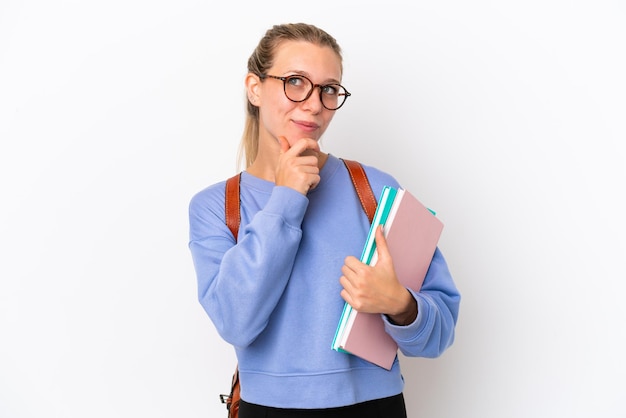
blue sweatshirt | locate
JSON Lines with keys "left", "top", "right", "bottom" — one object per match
{"left": 188, "top": 154, "right": 460, "bottom": 409}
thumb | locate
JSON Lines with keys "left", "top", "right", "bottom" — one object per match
{"left": 278, "top": 136, "right": 291, "bottom": 153}
{"left": 374, "top": 225, "right": 391, "bottom": 262}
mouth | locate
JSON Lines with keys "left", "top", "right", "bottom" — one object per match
{"left": 293, "top": 120, "right": 320, "bottom": 132}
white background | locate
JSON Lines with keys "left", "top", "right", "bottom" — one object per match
{"left": 1, "top": 1, "right": 625, "bottom": 417}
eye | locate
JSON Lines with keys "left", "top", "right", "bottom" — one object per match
{"left": 286, "top": 76, "right": 306, "bottom": 88}
{"left": 321, "top": 85, "right": 340, "bottom": 96}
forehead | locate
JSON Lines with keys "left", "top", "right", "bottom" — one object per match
{"left": 270, "top": 40, "right": 342, "bottom": 80}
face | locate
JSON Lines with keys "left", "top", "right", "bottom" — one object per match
{"left": 249, "top": 40, "right": 343, "bottom": 148}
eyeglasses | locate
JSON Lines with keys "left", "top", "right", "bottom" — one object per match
{"left": 259, "top": 74, "right": 351, "bottom": 110}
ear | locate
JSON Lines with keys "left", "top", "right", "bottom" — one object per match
{"left": 245, "top": 73, "right": 261, "bottom": 105}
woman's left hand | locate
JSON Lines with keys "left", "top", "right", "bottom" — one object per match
{"left": 339, "top": 226, "right": 417, "bottom": 325}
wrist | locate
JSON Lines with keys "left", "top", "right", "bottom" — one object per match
{"left": 386, "top": 290, "right": 418, "bottom": 326}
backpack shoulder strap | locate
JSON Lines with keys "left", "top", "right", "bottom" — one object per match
{"left": 341, "top": 159, "right": 377, "bottom": 223}
{"left": 225, "top": 173, "right": 241, "bottom": 241}
{"left": 224, "top": 160, "right": 377, "bottom": 241}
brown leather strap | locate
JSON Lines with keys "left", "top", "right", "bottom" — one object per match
{"left": 225, "top": 173, "right": 241, "bottom": 241}
{"left": 224, "top": 174, "right": 242, "bottom": 418}
{"left": 342, "top": 159, "right": 377, "bottom": 223}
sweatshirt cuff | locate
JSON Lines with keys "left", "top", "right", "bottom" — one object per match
{"left": 383, "top": 288, "right": 428, "bottom": 340}
{"left": 263, "top": 186, "right": 309, "bottom": 228}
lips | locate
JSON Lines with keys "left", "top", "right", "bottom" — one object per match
{"left": 293, "top": 120, "right": 320, "bottom": 132}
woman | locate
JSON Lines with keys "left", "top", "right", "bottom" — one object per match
{"left": 188, "top": 23, "right": 460, "bottom": 417}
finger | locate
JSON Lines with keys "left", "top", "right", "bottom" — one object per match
{"left": 278, "top": 135, "right": 291, "bottom": 153}
{"left": 299, "top": 139, "right": 320, "bottom": 157}
{"left": 339, "top": 274, "right": 350, "bottom": 289}
{"left": 340, "top": 288, "right": 353, "bottom": 305}
{"left": 285, "top": 137, "right": 320, "bottom": 157}
{"left": 342, "top": 255, "right": 361, "bottom": 272}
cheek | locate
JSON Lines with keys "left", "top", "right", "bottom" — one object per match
{"left": 262, "top": 86, "right": 293, "bottom": 111}
{"left": 260, "top": 105, "right": 285, "bottom": 128}
{"left": 258, "top": 105, "right": 292, "bottom": 139}
{"left": 261, "top": 98, "right": 295, "bottom": 125}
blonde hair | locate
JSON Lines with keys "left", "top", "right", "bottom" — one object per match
{"left": 237, "top": 23, "right": 343, "bottom": 168}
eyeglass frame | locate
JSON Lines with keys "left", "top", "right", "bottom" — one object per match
{"left": 259, "top": 74, "right": 351, "bottom": 110}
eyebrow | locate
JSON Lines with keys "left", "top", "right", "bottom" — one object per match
{"left": 283, "top": 70, "right": 341, "bottom": 85}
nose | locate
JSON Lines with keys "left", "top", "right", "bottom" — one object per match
{"left": 301, "top": 87, "right": 324, "bottom": 113}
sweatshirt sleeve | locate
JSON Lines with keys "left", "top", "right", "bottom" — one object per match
{"left": 188, "top": 185, "right": 308, "bottom": 348}
{"left": 382, "top": 247, "right": 461, "bottom": 358}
